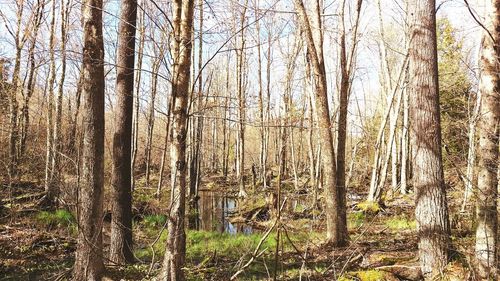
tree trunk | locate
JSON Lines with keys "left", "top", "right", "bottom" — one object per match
{"left": 408, "top": 0, "right": 450, "bottom": 276}
{"left": 400, "top": 83, "right": 409, "bottom": 194}
{"left": 72, "top": 0, "right": 105, "bottom": 278}
{"left": 131, "top": 0, "right": 145, "bottom": 189}
{"left": 145, "top": 55, "right": 161, "bottom": 186}
{"left": 475, "top": 1, "right": 499, "bottom": 277}
{"left": 236, "top": 1, "right": 248, "bottom": 198}
{"left": 50, "top": 0, "right": 70, "bottom": 204}
{"left": 294, "top": 0, "right": 348, "bottom": 246}
{"left": 159, "top": 0, "right": 194, "bottom": 279}
{"left": 337, "top": 0, "right": 362, "bottom": 202}
{"left": 110, "top": 0, "right": 137, "bottom": 265}
{"left": 44, "top": 0, "right": 57, "bottom": 202}
{"left": 19, "top": 0, "right": 45, "bottom": 157}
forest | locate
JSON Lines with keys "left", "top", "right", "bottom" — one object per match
{"left": 0, "top": 0, "right": 498, "bottom": 280}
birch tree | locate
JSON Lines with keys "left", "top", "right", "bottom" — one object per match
{"left": 159, "top": 0, "right": 194, "bottom": 279}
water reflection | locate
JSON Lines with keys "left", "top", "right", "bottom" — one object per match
{"left": 198, "top": 190, "right": 253, "bottom": 235}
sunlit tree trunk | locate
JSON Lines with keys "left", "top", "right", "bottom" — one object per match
{"left": 50, "top": 0, "right": 70, "bottom": 203}
{"left": 462, "top": 90, "right": 481, "bottom": 211}
{"left": 236, "top": 1, "right": 248, "bottom": 198}
{"left": 145, "top": 52, "right": 162, "bottom": 186}
{"left": 475, "top": 1, "right": 499, "bottom": 277}
{"left": 72, "top": 0, "right": 105, "bottom": 277}
{"left": 408, "top": 0, "right": 451, "bottom": 276}
{"left": 44, "top": 0, "right": 57, "bottom": 202}
{"left": 400, "top": 84, "right": 409, "bottom": 194}
{"left": 131, "top": 0, "right": 145, "bottom": 189}
{"left": 294, "top": 0, "right": 348, "bottom": 246}
{"left": 337, "top": 0, "right": 362, "bottom": 199}
{"left": 159, "top": 0, "right": 194, "bottom": 279}
{"left": 110, "top": 0, "right": 137, "bottom": 264}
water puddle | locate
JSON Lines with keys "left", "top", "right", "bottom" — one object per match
{"left": 198, "top": 190, "right": 253, "bottom": 235}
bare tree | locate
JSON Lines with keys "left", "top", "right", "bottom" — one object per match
{"left": 159, "top": 0, "right": 195, "bottom": 279}
{"left": 474, "top": 0, "right": 499, "bottom": 277}
{"left": 44, "top": 0, "right": 57, "bottom": 202}
{"left": 408, "top": 0, "right": 451, "bottom": 276}
{"left": 72, "top": 0, "right": 106, "bottom": 278}
{"left": 110, "top": 0, "right": 137, "bottom": 264}
{"left": 294, "top": 0, "right": 348, "bottom": 246}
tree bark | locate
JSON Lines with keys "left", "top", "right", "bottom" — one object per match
{"left": 475, "top": 1, "right": 499, "bottom": 278}
{"left": 294, "top": 0, "right": 348, "bottom": 246}
{"left": 408, "top": 0, "right": 451, "bottom": 276}
{"left": 131, "top": 0, "right": 145, "bottom": 189}
{"left": 110, "top": 0, "right": 137, "bottom": 265}
{"left": 159, "top": 0, "right": 194, "bottom": 279}
{"left": 50, "top": 0, "right": 70, "bottom": 204}
{"left": 72, "top": 0, "right": 105, "bottom": 278}
{"left": 44, "top": 0, "right": 57, "bottom": 202}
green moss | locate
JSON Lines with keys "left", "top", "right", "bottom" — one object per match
{"left": 348, "top": 211, "right": 366, "bottom": 229}
{"left": 357, "top": 201, "right": 381, "bottom": 213}
{"left": 384, "top": 217, "right": 416, "bottom": 230}
{"left": 356, "top": 270, "right": 386, "bottom": 281}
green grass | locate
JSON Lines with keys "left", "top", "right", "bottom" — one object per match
{"left": 36, "top": 209, "right": 75, "bottom": 227}
{"left": 135, "top": 230, "right": 277, "bottom": 262}
{"left": 142, "top": 214, "right": 167, "bottom": 228}
{"left": 384, "top": 216, "right": 416, "bottom": 230}
{"left": 134, "top": 229, "right": 323, "bottom": 264}
{"left": 348, "top": 211, "right": 366, "bottom": 229}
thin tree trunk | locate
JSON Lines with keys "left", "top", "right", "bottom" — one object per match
{"left": 19, "top": 0, "right": 45, "bottom": 157}
{"left": 336, "top": 0, "right": 362, "bottom": 205}
{"left": 145, "top": 55, "right": 161, "bottom": 186}
{"left": 475, "top": 1, "right": 499, "bottom": 277}
{"left": 131, "top": 0, "right": 145, "bottom": 189}
{"left": 50, "top": 0, "right": 70, "bottom": 204}
{"left": 294, "top": 0, "right": 348, "bottom": 246}
{"left": 109, "top": 0, "right": 137, "bottom": 265}
{"left": 408, "top": 0, "right": 450, "bottom": 275}
{"left": 236, "top": 1, "right": 248, "bottom": 198}
{"left": 157, "top": 98, "right": 173, "bottom": 198}
{"left": 367, "top": 55, "right": 409, "bottom": 202}
{"left": 400, "top": 82, "right": 409, "bottom": 194}
{"left": 68, "top": 67, "right": 84, "bottom": 154}
{"left": 44, "top": 0, "right": 57, "bottom": 202}
{"left": 159, "top": 0, "right": 194, "bottom": 279}
{"left": 188, "top": 0, "right": 204, "bottom": 229}
{"left": 72, "top": 0, "right": 105, "bottom": 277}
{"left": 462, "top": 90, "right": 481, "bottom": 211}
{"left": 254, "top": 0, "right": 266, "bottom": 183}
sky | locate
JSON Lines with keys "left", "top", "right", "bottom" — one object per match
{"left": 0, "top": 0, "right": 489, "bottom": 135}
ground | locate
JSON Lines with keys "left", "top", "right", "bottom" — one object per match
{"left": 0, "top": 174, "right": 479, "bottom": 280}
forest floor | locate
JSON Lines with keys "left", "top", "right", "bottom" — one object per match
{"left": 0, "top": 173, "right": 480, "bottom": 280}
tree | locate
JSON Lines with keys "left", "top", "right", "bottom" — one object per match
{"left": 294, "top": 0, "right": 348, "bottom": 246}
{"left": 407, "top": 0, "right": 451, "bottom": 276}
{"left": 337, "top": 0, "right": 362, "bottom": 195}
{"left": 110, "top": 0, "right": 137, "bottom": 265}
{"left": 44, "top": 0, "right": 57, "bottom": 203}
{"left": 159, "top": 0, "right": 194, "bottom": 279}
{"left": 474, "top": 0, "right": 499, "bottom": 278}
{"left": 72, "top": 0, "right": 105, "bottom": 278}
